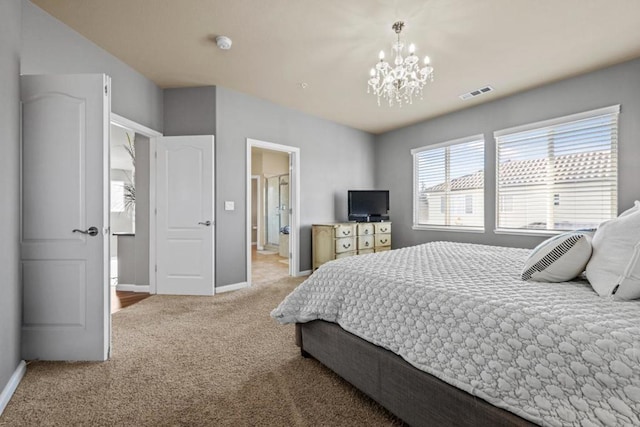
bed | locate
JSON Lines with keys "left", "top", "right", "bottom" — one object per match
{"left": 272, "top": 241, "right": 640, "bottom": 426}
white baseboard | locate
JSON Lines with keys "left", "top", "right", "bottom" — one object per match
{"left": 0, "top": 360, "right": 26, "bottom": 416}
{"left": 296, "top": 270, "right": 312, "bottom": 277}
{"left": 115, "top": 284, "right": 150, "bottom": 293}
{"left": 216, "top": 282, "right": 249, "bottom": 293}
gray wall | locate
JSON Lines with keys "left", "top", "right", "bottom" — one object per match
{"left": 0, "top": 0, "right": 22, "bottom": 402}
{"left": 134, "top": 134, "right": 150, "bottom": 286}
{"left": 163, "top": 86, "right": 376, "bottom": 285}
{"left": 21, "top": 1, "right": 163, "bottom": 132}
{"left": 215, "top": 87, "right": 376, "bottom": 285}
{"left": 164, "top": 87, "right": 216, "bottom": 136}
{"left": 375, "top": 58, "right": 640, "bottom": 250}
{"left": 19, "top": 0, "right": 165, "bottom": 289}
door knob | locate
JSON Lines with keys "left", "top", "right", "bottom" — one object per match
{"left": 198, "top": 221, "right": 212, "bottom": 226}
{"left": 73, "top": 226, "right": 99, "bottom": 236}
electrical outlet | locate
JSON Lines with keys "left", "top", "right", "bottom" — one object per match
{"left": 225, "top": 201, "right": 235, "bottom": 211}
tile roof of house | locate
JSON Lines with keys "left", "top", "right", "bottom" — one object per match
{"left": 422, "top": 151, "right": 613, "bottom": 192}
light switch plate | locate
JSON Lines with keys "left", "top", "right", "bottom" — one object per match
{"left": 225, "top": 201, "right": 235, "bottom": 211}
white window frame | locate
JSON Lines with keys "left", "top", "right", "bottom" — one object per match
{"left": 494, "top": 105, "right": 619, "bottom": 236}
{"left": 411, "top": 134, "right": 485, "bottom": 232}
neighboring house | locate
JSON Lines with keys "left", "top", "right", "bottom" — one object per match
{"left": 417, "top": 151, "right": 615, "bottom": 230}
{"left": 417, "top": 169, "right": 484, "bottom": 227}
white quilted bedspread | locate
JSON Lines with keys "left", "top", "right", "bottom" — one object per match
{"left": 271, "top": 242, "right": 640, "bottom": 426}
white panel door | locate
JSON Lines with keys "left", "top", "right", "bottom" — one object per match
{"left": 155, "top": 136, "right": 214, "bottom": 295}
{"left": 20, "top": 74, "right": 110, "bottom": 361}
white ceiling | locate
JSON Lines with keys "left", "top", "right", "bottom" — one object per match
{"left": 32, "top": 0, "right": 640, "bottom": 134}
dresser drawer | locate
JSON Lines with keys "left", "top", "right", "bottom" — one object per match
{"left": 335, "top": 236, "right": 356, "bottom": 254}
{"left": 357, "top": 223, "right": 375, "bottom": 236}
{"left": 375, "top": 247, "right": 390, "bottom": 253}
{"left": 374, "top": 223, "right": 391, "bottom": 234}
{"left": 374, "top": 234, "right": 391, "bottom": 248}
{"left": 358, "top": 235, "right": 374, "bottom": 250}
{"left": 335, "top": 224, "right": 356, "bottom": 238}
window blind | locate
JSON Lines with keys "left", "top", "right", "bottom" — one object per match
{"left": 412, "top": 135, "right": 485, "bottom": 230}
{"left": 495, "top": 105, "right": 619, "bottom": 232}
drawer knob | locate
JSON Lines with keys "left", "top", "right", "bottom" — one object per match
{"left": 342, "top": 230, "right": 351, "bottom": 235}
{"left": 365, "top": 241, "right": 370, "bottom": 247}
{"left": 380, "top": 239, "right": 388, "bottom": 244}
{"left": 343, "top": 243, "right": 351, "bottom": 249}
{"left": 364, "top": 230, "right": 369, "bottom": 234}
{"left": 381, "top": 227, "right": 388, "bottom": 232}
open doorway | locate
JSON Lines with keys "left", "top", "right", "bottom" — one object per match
{"left": 109, "top": 124, "right": 135, "bottom": 288}
{"left": 246, "top": 139, "right": 300, "bottom": 286}
{"left": 110, "top": 114, "right": 161, "bottom": 311}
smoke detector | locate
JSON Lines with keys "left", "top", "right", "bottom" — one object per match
{"left": 215, "top": 35, "right": 232, "bottom": 50}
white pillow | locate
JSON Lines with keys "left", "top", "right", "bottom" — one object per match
{"left": 586, "top": 201, "right": 640, "bottom": 299}
{"left": 521, "top": 231, "right": 593, "bottom": 282}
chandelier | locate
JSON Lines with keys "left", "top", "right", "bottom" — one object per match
{"left": 368, "top": 21, "right": 434, "bottom": 107}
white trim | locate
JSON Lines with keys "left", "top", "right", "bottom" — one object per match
{"left": 494, "top": 228, "right": 561, "bottom": 237}
{"left": 295, "top": 270, "right": 312, "bottom": 277}
{"left": 111, "top": 113, "right": 162, "bottom": 138}
{"left": 149, "top": 137, "right": 157, "bottom": 294}
{"left": 115, "top": 284, "right": 150, "bottom": 293}
{"left": 109, "top": 113, "right": 163, "bottom": 296}
{"left": 246, "top": 139, "right": 301, "bottom": 287}
{"left": 216, "top": 282, "right": 249, "bottom": 293}
{"left": 0, "top": 361, "right": 26, "bottom": 416}
{"left": 410, "top": 133, "right": 484, "bottom": 155}
{"left": 412, "top": 225, "right": 485, "bottom": 233}
{"left": 493, "top": 105, "right": 620, "bottom": 138}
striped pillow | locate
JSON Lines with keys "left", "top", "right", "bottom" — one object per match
{"left": 521, "top": 231, "right": 594, "bottom": 282}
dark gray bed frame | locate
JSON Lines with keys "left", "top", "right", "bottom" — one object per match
{"left": 296, "top": 320, "right": 536, "bottom": 427}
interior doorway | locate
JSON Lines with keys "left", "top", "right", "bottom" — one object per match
{"left": 109, "top": 124, "right": 136, "bottom": 290}
{"left": 110, "top": 113, "right": 161, "bottom": 311}
{"left": 246, "top": 139, "right": 300, "bottom": 286}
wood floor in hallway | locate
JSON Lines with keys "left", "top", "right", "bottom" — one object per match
{"left": 111, "top": 289, "right": 151, "bottom": 314}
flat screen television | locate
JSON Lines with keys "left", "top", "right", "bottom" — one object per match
{"left": 348, "top": 190, "right": 390, "bottom": 222}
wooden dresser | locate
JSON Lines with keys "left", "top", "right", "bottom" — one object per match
{"left": 312, "top": 222, "right": 391, "bottom": 270}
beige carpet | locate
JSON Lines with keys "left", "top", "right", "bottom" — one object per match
{"left": 0, "top": 277, "right": 402, "bottom": 426}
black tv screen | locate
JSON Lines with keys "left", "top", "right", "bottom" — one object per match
{"left": 348, "top": 190, "right": 389, "bottom": 222}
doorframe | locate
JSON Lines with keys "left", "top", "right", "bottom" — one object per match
{"left": 246, "top": 138, "right": 301, "bottom": 285}
{"left": 110, "top": 113, "right": 162, "bottom": 295}
{"left": 111, "top": 113, "right": 162, "bottom": 139}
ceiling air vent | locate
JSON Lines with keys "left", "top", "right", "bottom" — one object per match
{"left": 459, "top": 86, "right": 494, "bottom": 101}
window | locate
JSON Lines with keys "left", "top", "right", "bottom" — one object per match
{"left": 499, "top": 194, "right": 514, "bottom": 213}
{"left": 412, "top": 134, "right": 485, "bottom": 230}
{"left": 111, "top": 181, "right": 125, "bottom": 213}
{"left": 495, "top": 105, "right": 619, "bottom": 233}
